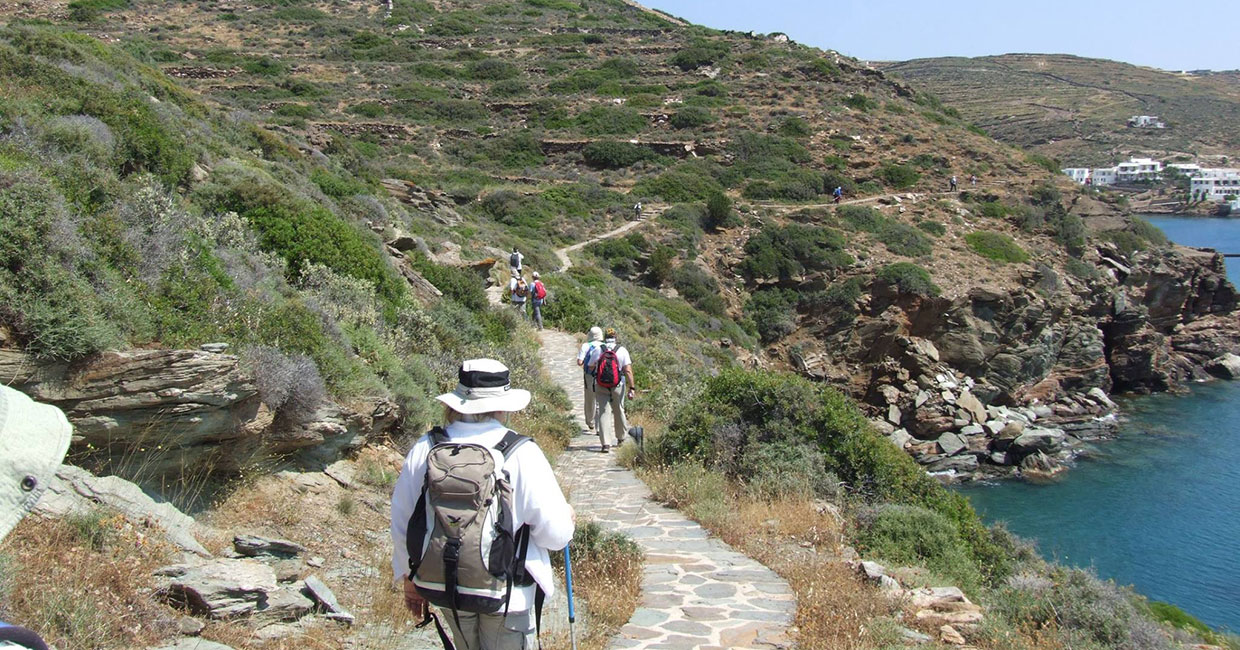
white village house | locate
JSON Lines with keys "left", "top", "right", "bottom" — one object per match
{"left": 1128, "top": 115, "right": 1166, "bottom": 129}
{"left": 1062, "top": 157, "right": 1161, "bottom": 186}
{"left": 1191, "top": 169, "right": 1240, "bottom": 202}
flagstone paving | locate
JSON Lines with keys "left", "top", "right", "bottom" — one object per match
{"left": 539, "top": 329, "right": 795, "bottom": 650}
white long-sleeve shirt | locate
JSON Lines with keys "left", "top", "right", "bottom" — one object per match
{"left": 390, "top": 419, "right": 574, "bottom": 612}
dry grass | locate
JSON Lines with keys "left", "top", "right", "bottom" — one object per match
{"left": 0, "top": 509, "right": 181, "bottom": 649}
{"left": 547, "top": 521, "right": 644, "bottom": 650}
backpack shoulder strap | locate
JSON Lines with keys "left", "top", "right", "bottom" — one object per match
{"left": 493, "top": 430, "right": 531, "bottom": 462}
{"left": 407, "top": 427, "right": 447, "bottom": 577}
{"left": 428, "top": 426, "right": 448, "bottom": 446}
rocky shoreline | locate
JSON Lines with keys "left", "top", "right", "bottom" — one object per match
{"left": 793, "top": 242, "right": 1240, "bottom": 483}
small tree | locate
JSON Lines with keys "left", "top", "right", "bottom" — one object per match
{"left": 703, "top": 191, "right": 734, "bottom": 231}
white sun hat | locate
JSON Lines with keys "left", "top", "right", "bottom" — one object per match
{"left": 0, "top": 385, "right": 72, "bottom": 542}
{"left": 435, "top": 359, "right": 531, "bottom": 415}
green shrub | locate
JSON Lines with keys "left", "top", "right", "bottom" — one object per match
{"left": 990, "top": 567, "right": 1156, "bottom": 648}
{"left": 916, "top": 220, "right": 946, "bottom": 237}
{"left": 67, "top": 0, "right": 129, "bottom": 21}
{"left": 744, "top": 288, "right": 797, "bottom": 343}
{"left": 589, "top": 232, "right": 648, "bottom": 277}
{"left": 1026, "top": 153, "right": 1061, "bottom": 174}
{"left": 582, "top": 141, "right": 656, "bottom": 169}
{"left": 876, "top": 262, "right": 940, "bottom": 297}
{"left": 878, "top": 221, "right": 933, "bottom": 257}
{"left": 877, "top": 163, "right": 921, "bottom": 189}
{"left": 573, "top": 105, "right": 646, "bottom": 136}
{"left": 855, "top": 504, "right": 982, "bottom": 591}
{"left": 703, "top": 191, "right": 736, "bottom": 231}
{"left": 488, "top": 79, "right": 528, "bottom": 97}
{"left": 466, "top": 58, "right": 520, "bottom": 81}
{"left": 966, "top": 231, "right": 1030, "bottom": 263}
{"left": 671, "top": 264, "right": 724, "bottom": 316}
{"left": 244, "top": 204, "right": 405, "bottom": 309}
{"left": 407, "top": 254, "right": 488, "bottom": 311}
{"left": 670, "top": 39, "right": 730, "bottom": 71}
{"left": 843, "top": 93, "right": 879, "bottom": 112}
{"left": 739, "top": 223, "right": 852, "bottom": 281}
{"left": 633, "top": 169, "right": 723, "bottom": 202}
{"left": 310, "top": 168, "right": 369, "bottom": 198}
{"left": 652, "top": 368, "right": 1010, "bottom": 582}
{"left": 1130, "top": 216, "right": 1168, "bottom": 247}
{"left": 799, "top": 277, "right": 863, "bottom": 322}
{"left": 776, "top": 115, "right": 812, "bottom": 137}
{"left": 670, "top": 106, "right": 714, "bottom": 129}
{"left": 837, "top": 205, "right": 885, "bottom": 232}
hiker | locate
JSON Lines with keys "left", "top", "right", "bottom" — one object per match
{"left": 509, "top": 247, "right": 523, "bottom": 276}
{"left": 509, "top": 273, "right": 529, "bottom": 318}
{"left": 391, "top": 359, "right": 575, "bottom": 650}
{"left": 633, "top": 201, "right": 642, "bottom": 219}
{"left": 832, "top": 186, "right": 843, "bottom": 204}
{"left": 970, "top": 174, "right": 977, "bottom": 186}
{"left": 530, "top": 272, "right": 547, "bottom": 330}
{"left": 587, "top": 328, "right": 635, "bottom": 453}
{"left": 0, "top": 385, "right": 73, "bottom": 650}
{"left": 575, "top": 326, "right": 604, "bottom": 432}
{"left": 950, "top": 176, "right": 958, "bottom": 192}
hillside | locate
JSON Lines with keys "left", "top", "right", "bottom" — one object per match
{"left": 882, "top": 53, "right": 1240, "bottom": 166}
{"left": 2, "top": 2, "right": 1240, "bottom": 649}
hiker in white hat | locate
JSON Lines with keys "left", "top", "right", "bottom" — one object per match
{"left": 575, "top": 326, "right": 605, "bottom": 431}
{"left": 0, "top": 385, "right": 73, "bottom": 650}
{"left": 391, "top": 359, "right": 574, "bottom": 650}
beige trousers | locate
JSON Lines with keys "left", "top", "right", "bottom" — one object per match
{"left": 445, "top": 609, "right": 536, "bottom": 650}
{"left": 582, "top": 373, "right": 595, "bottom": 429}
{"left": 592, "top": 382, "right": 628, "bottom": 448}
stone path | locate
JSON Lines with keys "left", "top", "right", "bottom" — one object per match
{"left": 539, "top": 329, "right": 795, "bottom": 650}
{"left": 556, "top": 208, "right": 660, "bottom": 272}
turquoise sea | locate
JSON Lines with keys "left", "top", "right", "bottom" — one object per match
{"left": 958, "top": 216, "right": 1240, "bottom": 632}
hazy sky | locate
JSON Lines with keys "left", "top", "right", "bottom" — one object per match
{"left": 641, "top": 0, "right": 1240, "bottom": 71}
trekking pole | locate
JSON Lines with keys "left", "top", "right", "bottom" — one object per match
{"left": 564, "top": 544, "right": 579, "bottom": 650}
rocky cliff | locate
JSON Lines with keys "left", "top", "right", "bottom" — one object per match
{"left": 788, "top": 239, "right": 1240, "bottom": 481}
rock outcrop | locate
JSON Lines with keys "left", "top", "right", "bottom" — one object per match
{"left": 0, "top": 348, "right": 399, "bottom": 478}
{"left": 793, "top": 242, "right": 1240, "bottom": 480}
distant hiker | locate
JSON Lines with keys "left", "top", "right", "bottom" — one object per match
{"left": 832, "top": 186, "right": 843, "bottom": 204}
{"left": 950, "top": 176, "right": 958, "bottom": 192}
{"left": 509, "top": 247, "right": 524, "bottom": 276}
{"left": 509, "top": 273, "right": 529, "bottom": 318}
{"left": 391, "top": 359, "right": 575, "bottom": 650}
{"left": 530, "top": 271, "right": 547, "bottom": 330}
{"left": 0, "top": 385, "right": 73, "bottom": 650}
{"left": 587, "top": 328, "right": 635, "bottom": 452}
{"left": 633, "top": 201, "right": 642, "bottom": 219}
{"left": 970, "top": 174, "right": 978, "bottom": 186}
{"left": 576, "top": 326, "right": 605, "bottom": 431}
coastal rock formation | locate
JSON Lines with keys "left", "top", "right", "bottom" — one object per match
{"left": 797, "top": 242, "right": 1240, "bottom": 480}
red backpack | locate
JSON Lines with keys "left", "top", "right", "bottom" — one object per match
{"left": 533, "top": 280, "right": 547, "bottom": 300}
{"left": 594, "top": 347, "right": 622, "bottom": 389}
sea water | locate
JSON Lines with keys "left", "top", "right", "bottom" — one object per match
{"left": 957, "top": 216, "right": 1240, "bottom": 631}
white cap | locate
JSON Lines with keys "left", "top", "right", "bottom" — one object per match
{"left": 0, "top": 385, "right": 72, "bottom": 541}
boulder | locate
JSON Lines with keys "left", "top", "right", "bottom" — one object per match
{"left": 0, "top": 349, "right": 260, "bottom": 476}
{"left": 888, "top": 429, "right": 912, "bottom": 450}
{"left": 915, "top": 390, "right": 930, "bottom": 407}
{"left": 35, "top": 465, "right": 209, "bottom": 556}
{"left": 158, "top": 559, "right": 279, "bottom": 619}
{"left": 956, "top": 391, "right": 987, "bottom": 423}
{"left": 886, "top": 404, "right": 902, "bottom": 425}
{"left": 234, "top": 534, "right": 306, "bottom": 559}
{"left": 387, "top": 233, "right": 418, "bottom": 252}
{"left": 940, "top": 624, "right": 967, "bottom": 645}
{"left": 925, "top": 455, "right": 978, "bottom": 474}
{"left": 259, "top": 585, "right": 316, "bottom": 621}
{"left": 303, "top": 575, "right": 354, "bottom": 624}
{"left": 1087, "top": 387, "right": 1118, "bottom": 410}
{"left": 1205, "top": 353, "right": 1240, "bottom": 379}
{"left": 858, "top": 561, "right": 887, "bottom": 584}
{"left": 1010, "top": 428, "right": 1067, "bottom": 454}
{"left": 937, "top": 433, "right": 966, "bottom": 456}
{"left": 150, "top": 639, "right": 238, "bottom": 650}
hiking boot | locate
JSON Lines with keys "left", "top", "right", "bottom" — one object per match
{"left": 600, "top": 444, "right": 610, "bottom": 453}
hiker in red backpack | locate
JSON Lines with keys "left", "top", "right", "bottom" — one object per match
{"left": 575, "top": 326, "right": 604, "bottom": 432}
{"left": 587, "top": 328, "right": 635, "bottom": 453}
{"left": 530, "top": 272, "right": 547, "bottom": 330}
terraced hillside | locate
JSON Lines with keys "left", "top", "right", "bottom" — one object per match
{"left": 883, "top": 54, "right": 1240, "bottom": 166}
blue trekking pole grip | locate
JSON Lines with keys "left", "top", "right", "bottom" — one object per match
{"left": 564, "top": 544, "right": 578, "bottom": 650}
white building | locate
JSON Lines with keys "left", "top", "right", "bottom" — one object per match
{"left": 1190, "top": 169, "right": 1240, "bottom": 201}
{"left": 1167, "top": 163, "right": 1202, "bottom": 176}
{"left": 1128, "top": 115, "right": 1166, "bottom": 128}
{"left": 1092, "top": 167, "right": 1118, "bottom": 186}
{"left": 1115, "top": 157, "right": 1162, "bottom": 182}
{"left": 1062, "top": 168, "right": 1091, "bottom": 184}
